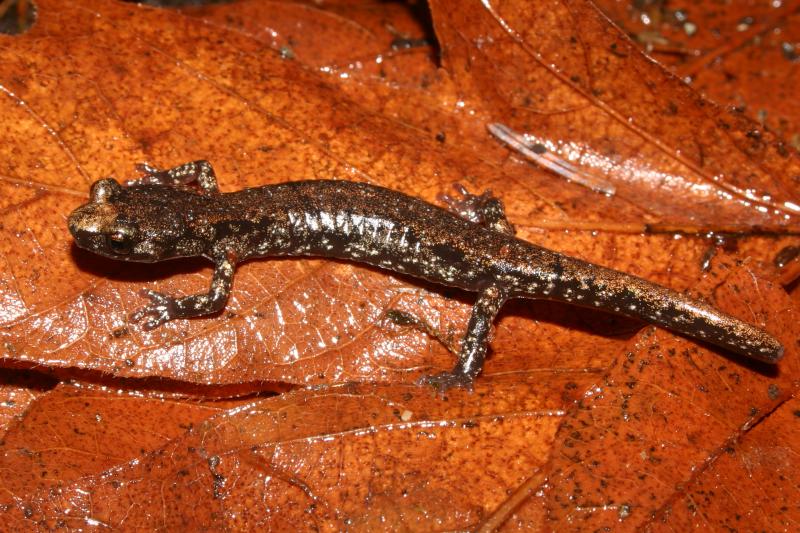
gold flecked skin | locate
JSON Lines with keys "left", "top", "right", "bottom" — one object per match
{"left": 68, "top": 161, "right": 783, "bottom": 390}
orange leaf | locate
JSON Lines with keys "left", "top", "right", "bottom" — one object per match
{"left": 0, "top": 0, "right": 797, "bottom": 530}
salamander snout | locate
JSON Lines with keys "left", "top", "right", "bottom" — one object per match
{"left": 68, "top": 201, "right": 137, "bottom": 258}
{"left": 69, "top": 202, "right": 114, "bottom": 237}
{"left": 68, "top": 178, "right": 124, "bottom": 241}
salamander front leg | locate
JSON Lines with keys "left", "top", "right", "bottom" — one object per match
{"left": 418, "top": 285, "right": 508, "bottom": 393}
{"left": 127, "top": 160, "right": 220, "bottom": 193}
{"left": 439, "top": 184, "right": 515, "bottom": 235}
{"left": 130, "top": 254, "right": 236, "bottom": 330}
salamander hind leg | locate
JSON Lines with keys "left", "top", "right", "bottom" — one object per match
{"left": 127, "top": 160, "right": 220, "bottom": 193}
{"left": 439, "top": 183, "right": 515, "bottom": 235}
{"left": 418, "top": 285, "right": 508, "bottom": 394}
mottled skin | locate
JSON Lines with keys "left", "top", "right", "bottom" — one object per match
{"left": 68, "top": 161, "right": 784, "bottom": 390}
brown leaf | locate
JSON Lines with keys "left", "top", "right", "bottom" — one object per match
{"left": 657, "top": 395, "right": 800, "bottom": 530}
{"left": 0, "top": 383, "right": 233, "bottom": 502}
{"left": 0, "top": 371, "right": 55, "bottom": 437}
{"left": 0, "top": 0, "right": 797, "bottom": 530}
{"left": 429, "top": 0, "right": 800, "bottom": 228}
{"left": 0, "top": 378, "right": 584, "bottom": 529}
{"left": 595, "top": 0, "right": 800, "bottom": 146}
{"left": 506, "top": 257, "right": 799, "bottom": 529}
{"left": 0, "top": 259, "right": 793, "bottom": 530}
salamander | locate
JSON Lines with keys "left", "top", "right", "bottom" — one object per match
{"left": 67, "top": 161, "right": 784, "bottom": 390}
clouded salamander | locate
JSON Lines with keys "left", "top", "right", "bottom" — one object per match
{"left": 68, "top": 161, "right": 784, "bottom": 390}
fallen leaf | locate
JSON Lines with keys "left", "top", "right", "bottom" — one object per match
{"left": 0, "top": 0, "right": 797, "bottom": 530}
{"left": 0, "top": 383, "right": 236, "bottom": 501}
{"left": 430, "top": 0, "right": 800, "bottom": 228}
{"left": 657, "top": 395, "right": 800, "bottom": 530}
{"left": 0, "top": 378, "right": 578, "bottom": 529}
{"left": 0, "top": 370, "right": 55, "bottom": 437}
{"left": 595, "top": 0, "right": 800, "bottom": 145}
{"left": 487, "top": 257, "right": 799, "bottom": 530}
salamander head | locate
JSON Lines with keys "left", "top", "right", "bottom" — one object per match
{"left": 68, "top": 178, "right": 202, "bottom": 262}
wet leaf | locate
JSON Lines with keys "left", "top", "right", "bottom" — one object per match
{"left": 0, "top": 0, "right": 797, "bottom": 530}
{"left": 430, "top": 0, "right": 800, "bottom": 227}
{"left": 595, "top": 0, "right": 800, "bottom": 146}
{"left": 475, "top": 256, "right": 800, "bottom": 530}
{"left": 658, "top": 395, "right": 800, "bottom": 530}
{"left": 528, "top": 261, "right": 799, "bottom": 529}
{"left": 0, "top": 371, "right": 55, "bottom": 437}
{"left": 0, "top": 379, "right": 577, "bottom": 529}
{"left": 0, "top": 383, "right": 235, "bottom": 500}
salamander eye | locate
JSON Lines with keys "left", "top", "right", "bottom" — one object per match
{"left": 107, "top": 229, "right": 134, "bottom": 254}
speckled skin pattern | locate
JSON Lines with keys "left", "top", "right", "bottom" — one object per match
{"left": 68, "top": 161, "right": 784, "bottom": 390}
